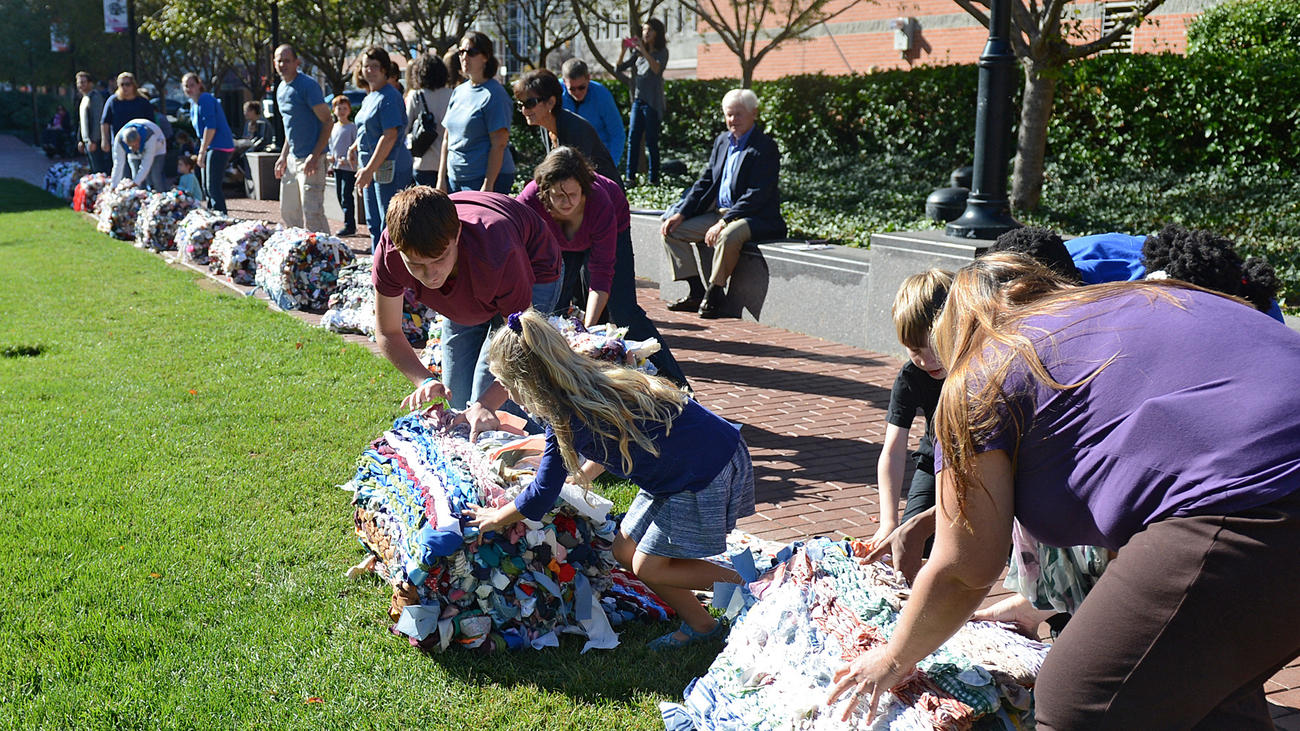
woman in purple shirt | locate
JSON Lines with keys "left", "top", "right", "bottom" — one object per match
{"left": 830, "top": 253, "right": 1300, "bottom": 729}
{"left": 517, "top": 147, "right": 619, "bottom": 326}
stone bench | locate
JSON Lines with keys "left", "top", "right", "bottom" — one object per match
{"left": 630, "top": 211, "right": 874, "bottom": 347}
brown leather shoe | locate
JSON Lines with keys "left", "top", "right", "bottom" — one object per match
{"left": 666, "top": 294, "right": 703, "bottom": 312}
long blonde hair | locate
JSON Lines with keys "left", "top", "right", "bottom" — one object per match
{"left": 488, "top": 309, "right": 688, "bottom": 483}
{"left": 932, "top": 252, "right": 1222, "bottom": 522}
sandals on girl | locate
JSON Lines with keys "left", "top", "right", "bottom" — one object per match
{"left": 647, "top": 620, "right": 726, "bottom": 652}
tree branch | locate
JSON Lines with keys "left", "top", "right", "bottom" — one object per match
{"left": 1065, "top": 0, "right": 1164, "bottom": 59}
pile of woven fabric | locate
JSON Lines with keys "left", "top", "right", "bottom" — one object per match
{"left": 72, "top": 173, "right": 111, "bottom": 212}
{"left": 344, "top": 412, "right": 674, "bottom": 653}
{"left": 210, "top": 220, "right": 277, "bottom": 285}
{"left": 134, "top": 190, "right": 199, "bottom": 251}
{"left": 661, "top": 539, "right": 1048, "bottom": 731}
{"left": 321, "top": 259, "right": 440, "bottom": 348}
{"left": 94, "top": 180, "right": 151, "bottom": 240}
{"left": 254, "top": 227, "right": 356, "bottom": 310}
{"left": 548, "top": 316, "right": 662, "bottom": 373}
{"left": 174, "top": 209, "right": 237, "bottom": 265}
{"left": 44, "top": 161, "right": 88, "bottom": 200}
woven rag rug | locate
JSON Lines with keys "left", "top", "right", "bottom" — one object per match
{"left": 661, "top": 538, "right": 1049, "bottom": 730}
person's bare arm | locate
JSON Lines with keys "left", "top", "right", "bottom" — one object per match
{"left": 482, "top": 127, "right": 509, "bottom": 191}
{"left": 357, "top": 127, "right": 399, "bottom": 189}
{"left": 305, "top": 102, "right": 331, "bottom": 175}
{"left": 872, "top": 423, "right": 910, "bottom": 545}
{"left": 436, "top": 134, "right": 450, "bottom": 191}
{"left": 829, "top": 451, "right": 1015, "bottom": 722}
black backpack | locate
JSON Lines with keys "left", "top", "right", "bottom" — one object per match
{"left": 409, "top": 91, "right": 440, "bottom": 157}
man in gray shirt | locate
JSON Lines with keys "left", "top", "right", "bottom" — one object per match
{"left": 76, "top": 72, "right": 109, "bottom": 173}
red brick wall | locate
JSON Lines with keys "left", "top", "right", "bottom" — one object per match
{"left": 693, "top": 3, "right": 1206, "bottom": 80}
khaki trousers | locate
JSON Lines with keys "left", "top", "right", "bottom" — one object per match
{"left": 662, "top": 211, "right": 751, "bottom": 286}
{"left": 279, "top": 155, "right": 330, "bottom": 234}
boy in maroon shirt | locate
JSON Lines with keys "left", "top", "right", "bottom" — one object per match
{"left": 372, "top": 187, "right": 562, "bottom": 436}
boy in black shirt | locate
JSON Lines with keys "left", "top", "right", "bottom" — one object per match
{"left": 871, "top": 269, "right": 952, "bottom": 548}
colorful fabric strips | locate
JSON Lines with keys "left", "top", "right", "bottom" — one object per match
{"left": 343, "top": 411, "right": 673, "bottom": 653}
{"left": 321, "top": 259, "right": 440, "bottom": 348}
{"left": 209, "top": 220, "right": 277, "bottom": 285}
{"left": 134, "top": 190, "right": 199, "bottom": 252}
{"left": 254, "top": 227, "right": 356, "bottom": 310}
{"left": 662, "top": 538, "right": 1048, "bottom": 730}
{"left": 72, "top": 173, "right": 110, "bottom": 213}
{"left": 45, "top": 161, "right": 88, "bottom": 200}
{"left": 174, "top": 209, "right": 237, "bottom": 266}
{"left": 94, "top": 181, "right": 151, "bottom": 241}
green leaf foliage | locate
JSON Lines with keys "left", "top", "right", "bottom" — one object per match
{"left": 1186, "top": 0, "right": 1300, "bottom": 54}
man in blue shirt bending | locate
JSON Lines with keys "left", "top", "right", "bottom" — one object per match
{"left": 560, "top": 58, "right": 625, "bottom": 168}
{"left": 660, "top": 89, "right": 785, "bottom": 318}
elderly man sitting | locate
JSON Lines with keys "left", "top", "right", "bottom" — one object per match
{"left": 660, "top": 88, "right": 785, "bottom": 319}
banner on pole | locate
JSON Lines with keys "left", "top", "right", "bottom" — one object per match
{"left": 104, "top": 0, "right": 128, "bottom": 33}
{"left": 51, "top": 24, "right": 70, "bottom": 52}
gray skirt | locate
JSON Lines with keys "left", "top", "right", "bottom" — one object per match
{"left": 621, "top": 439, "right": 755, "bottom": 559}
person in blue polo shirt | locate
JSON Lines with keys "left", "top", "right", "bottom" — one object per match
{"left": 560, "top": 58, "right": 625, "bottom": 168}
{"left": 273, "top": 44, "right": 332, "bottom": 234}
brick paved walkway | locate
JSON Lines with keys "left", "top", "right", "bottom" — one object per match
{"left": 7, "top": 134, "right": 1293, "bottom": 723}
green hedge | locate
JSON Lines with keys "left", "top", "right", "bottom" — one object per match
{"left": 1048, "top": 51, "right": 1300, "bottom": 173}
{"left": 543, "top": 51, "right": 1300, "bottom": 176}
{"left": 604, "top": 68, "right": 981, "bottom": 164}
{"left": 1186, "top": 0, "right": 1300, "bottom": 54}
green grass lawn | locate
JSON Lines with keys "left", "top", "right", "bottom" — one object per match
{"left": 0, "top": 180, "right": 714, "bottom": 729}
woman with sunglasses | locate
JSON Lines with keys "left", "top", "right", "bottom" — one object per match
{"left": 99, "top": 72, "right": 155, "bottom": 160}
{"left": 437, "top": 32, "right": 515, "bottom": 194}
{"left": 512, "top": 68, "right": 620, "bottom": 186}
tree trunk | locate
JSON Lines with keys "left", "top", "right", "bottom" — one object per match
{"left": 741, "top": 61, "right": 755, "bottom": 88}
{"left": 1010, "top": 59, "right": 1057, "bottom": 212}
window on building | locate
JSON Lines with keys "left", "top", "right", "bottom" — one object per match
{"left": 1101, "top": 3, "right": 1136, "bottom": 54}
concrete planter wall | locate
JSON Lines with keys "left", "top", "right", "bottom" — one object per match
{"left": 629, "top": 212, "right": 984, "bottom": 353}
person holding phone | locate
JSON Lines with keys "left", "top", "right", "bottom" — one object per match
{"left": 616, "top": 19, "right": 668, "bottom": 186}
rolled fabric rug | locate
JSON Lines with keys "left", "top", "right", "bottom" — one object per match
{"left": 72, "top": 173, "right": 111, "bottom": 212}
{"left": 321, "top": 260, "right": 440, "bottom": 348}
{"left": 134, "top": 190, "right": 199, "bottom": 252}
{"left": 209, "top": 220, "right": 277, "bottom": 285}
{"left": 174, "top": 209, "right": 238, "bottom": 265}
{"left": 45, "top": 161, "right": 89, "bottom": 200}
{"left": 94, "top": 181, "right": 151, "bottom": 241}
{"left": 344, "top": 412, "right": 673, "bottom": 653}
{"left": 254, "top": 227, "right": 356, "bottom": 310}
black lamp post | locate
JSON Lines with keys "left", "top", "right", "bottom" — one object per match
{"left": 945, "top": 0, "right": 1020, "bottom": 239}
{"left": 269, "top": 0, "right": 284, "bottom": 151}
{"left": 127, "top": 0, "right": 138, "bottom": 78}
